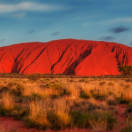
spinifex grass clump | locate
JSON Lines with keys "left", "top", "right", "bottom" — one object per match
{"left": 107, "top": 96, "right": 118, "bottom": 106}
{"left": 20, "top": 81, "right": 69, "bottom": 99}
{"left": 7, "top": 82, "right": 24, "bottom": 96}
{"left": 116, "top": 91, "right": 132, "bottom": 105}
{"left": 47, "top": 98, "right": 71, "bottom": 129}
{"left": 70, "top": 111, "right": 91, "bottom": 128}
{"left": 90, "top": 89, "right": 106, "bottom": 100}
{"left": 0, "top": 92, "right": 15, "bottom": 116}
{"left": 49, "top": 82, "right": 70, "bottom": 97}
{"left": 26, "top": 100, "right": 50, "bottom": 129}
{"left": 26, "top": 98, "right": 71, "bottom": 130}
{"left": 80, "top": 90, "right": 89, "bottom": 99}
{"left": 70, "top": 110, "right": 116, "bottom": 131}
{"left": 1, "top": 92, "right": 14, "bottom": 111}
{"left": 47, "top": 111, "right": 70, "bottom": 130}
{"left": 89, "top": 111, "right": 116, "bottom": 131}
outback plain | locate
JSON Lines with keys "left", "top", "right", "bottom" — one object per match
{"left": 0, "top": 74, "right": 132, "bottom": 132}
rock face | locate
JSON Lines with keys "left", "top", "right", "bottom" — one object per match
{"left": 0, "top": 39, "right": 132, "bottom": 76}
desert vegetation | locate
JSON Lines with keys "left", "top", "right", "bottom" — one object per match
{"left": 119, "top": 65, "right": 132, "bottom": 75}
{"left": 0, "top": 75, "right": 132, "bottom": 131}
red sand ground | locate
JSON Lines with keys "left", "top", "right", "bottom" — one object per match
{"left": 0, "top": 117, "right": 91, "bottom": 132}
{"left": 0, "top": 104, "right": 126, "bottom": 132}
{"left": 0, "top": 98, "right": 127, "bottom": 132}
{"left": 0, "top": 39, "right": 132, "bottom": 75}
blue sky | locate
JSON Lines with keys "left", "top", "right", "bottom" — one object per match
{"left": 0, "top": 0, "right": 132, "bottom": 46}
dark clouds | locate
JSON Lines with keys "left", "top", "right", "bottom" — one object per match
{"left": 51, "top": 31, "right": 61, "bottom": 36}
{"left": 100, "top": 36, "right": 115, "bottom": 41}
{"left": 28, "top": 30, "right": 36, "bottom": 34}
{"left": 110, "top": 26, "right": 130, "bottom": 34}
{"left": 129, "top": 42, "right": 132, "bottom": 46}
{"left": 100, "top": 25, "right": 131, "bottom": 42}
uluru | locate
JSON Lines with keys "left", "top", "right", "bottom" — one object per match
{"left": 0, "top": 39, "right": 132, "bottom": 76}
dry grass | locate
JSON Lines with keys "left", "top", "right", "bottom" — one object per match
{"left": 1, "top": 92, "right": 14, "bottom": 110}
{"left": 22, "top": 86, "right": 58, "bottom": 97}
{"left": 21, "top": 82, "right": 65, "bottom": 98}
{"left": 89, "top": 119, "right": 107, "bottom": 132}
{"left": 0, "top": 77, "right": 131, "bottom": 130}
{"left": 120, "top": 89, "right": 132, "bottom": 101}
{"left": 66, "top": 83, "right": 81, "bottom": 99}
{"left": 28, "top": 99, "right": 50, "bottom": 127}
{"left": 27, "top": 98, "right": 71, "bottom": 128}
{"left": 53, "top": 98, "right": 71, "bottom": 126}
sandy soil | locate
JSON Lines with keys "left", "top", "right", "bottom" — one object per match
{"left": 0, "top": 117, "right": 91, "bottom": 132}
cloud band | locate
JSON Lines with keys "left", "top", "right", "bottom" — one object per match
{"left": 0, "top": 2, "right": 64, "bottom": 13}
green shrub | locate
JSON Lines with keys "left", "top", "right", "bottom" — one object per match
{"left": 107, "top": 99, "right": 118, "bottom": 106}
{"left": 116, "top": 95, "right": 130, "bottom": 104}
{"left": 12, "top": 106, "right": 28, "bottom": 120}
{"left": 0, "top": 87, "right": 9, "bottom": 94}
{"left": 70, "top": 110, "right": 116, "bottom": 130}
{"left": 126, "top": 102, "right": 132, "bottom": 115}
{"left": 0, "top": 105, "right": 13, "bottom": 116}
{"left": 80, "top": 90, "right": 89, "bottom": 99}
{"left": 27, "top": 73, "right": 41, "bottom": 81}
{"left": 61, "top": 88, "right": 70, "bottom": 96}
{"left": 119, "top": 66, "right": 132, "bottom": 75}
{"left": 50, "top": 83, "right": 63, "bottom": 90}
{"left": 47, "top": 112, "right": 64, "bottom": 130}
{"left": 7, "top": 82, "right": 24, "bottom": 96}
{"left": 31, "top": 94, "right": 42, "bottom": 100}
{"left": 70, "top": 111, "right": 91, "bottom": 128}
{"left": 11, "top": 86, "right": 23, "bottom": 96}
{"left": 90, "top": 90, "right": 106, "bottom": 100}
{"left": 89, "top": 111, "right": 116, "bottom": 130}
{"left": 50, "top": 83, "right": 70, "bottom": 97}
{"left": 0, "top": 106, "right": 6, "bottom": 116}
{"left": 25, "top": 118, "right": 47, "bottom": 130}
{"left": 105, "top": 112, "right": 116, "bottom": 130}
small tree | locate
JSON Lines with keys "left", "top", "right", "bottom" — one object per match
{"left": 119, "top": 66, "right": 132, "bottom": 75}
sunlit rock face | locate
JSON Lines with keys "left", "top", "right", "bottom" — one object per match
{"left": 0, "top": 39, "right": 132, "bottom": 76}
